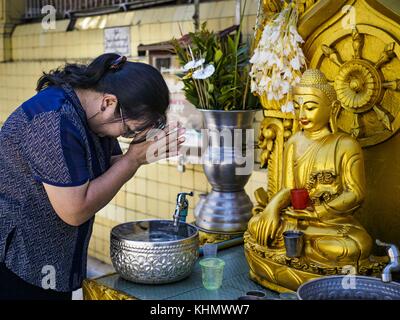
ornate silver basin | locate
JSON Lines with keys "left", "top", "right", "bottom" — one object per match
{"left": 110, "top": 220, "right": 199, "bottom": 284}
{"left": 297, "top": 276, "right": 400, "bottom": 300}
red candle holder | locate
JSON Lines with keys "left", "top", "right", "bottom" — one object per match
{"left": 290, "top": 188, "right": 310, "bottom": 210}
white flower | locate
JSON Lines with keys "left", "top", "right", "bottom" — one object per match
{"left": 290, "top": 25, "right": 304, "bottom": 43}
{"left": 280, "top": 81, "right": 291, "bottom": 95}
{"left": 283, "top": 69, "right": 293, "bottom": 80}
{"left": 249, "top": 5, "right": 305, "bottom": 99}
{"left": 183, "top": 58, "right": 205, "bottom": 71}
{"left": 275, "top": 40, "right": 283, "bottom": 53}
{"left": 269, "top": 30, "right": 281, "bottom": 43}
{"left": 281, "top": 101, "right": 295, "bottom": 113}
{"left": 250, "top": 50, "right": 261, "bottom": 64}
{"left": 192, "top": 64, "right": 215, "bottom": 80}
{"left": 261, "top": 51, "right": 274, "bottom": 65}
{"left": 259, "top": 75, "right": 270, "bottom": 88}
{"left": 251, "top": 81, "right": 258, "bottom": 93}
{"left": 290, "top": 56, "right": 302, "bottom": 70}
{"left": 273, "top": 57, "right": 284, "bottom": 69}
{"left": 283, "top": 39, "right": 293, "bottom": 56}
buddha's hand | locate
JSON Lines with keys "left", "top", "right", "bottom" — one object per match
{"left": 247, "top": 210, "right": 280, "bottom": 246}
{"left": 284, "top": 207, "right": 319, "bottom": 220}
{"left": 257, "top": 211, "right": 280, "bottom": 246}
{"left": 247, "top": 188, "right": 291, "bottom": 246}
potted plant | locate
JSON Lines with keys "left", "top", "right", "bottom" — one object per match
{"left": 172, "top": 15, "right": 260, "bottom": 235}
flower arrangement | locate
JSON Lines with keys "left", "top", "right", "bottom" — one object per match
{"left": 172, "top": 19, "right": 259, "bottom": 110}
{"left": 249, "top": 1, "right": 306, "bottom": 113}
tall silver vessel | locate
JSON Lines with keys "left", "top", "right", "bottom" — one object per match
{"left": 194, "top": 110, "right": 256, "bottom": 234}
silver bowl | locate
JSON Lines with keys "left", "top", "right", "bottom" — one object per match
{"left": 297, "top": 276, "right": 400, "bottom": 300}
{"left": 110, "top": 220, "right": 199, "bottom": 284}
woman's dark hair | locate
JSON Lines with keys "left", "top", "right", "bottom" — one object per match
{"left": 36, "top": 53, "right": 169, "bottom": 126}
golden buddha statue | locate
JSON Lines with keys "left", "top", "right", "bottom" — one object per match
{"left": 244, "top": 69, "right": 384, "bottom": 292}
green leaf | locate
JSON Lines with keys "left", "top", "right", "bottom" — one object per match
{"left": 227, "top": 36, "right": 236, "bottom": 55}
{"left": 220, "top": 74, "right": 234, "bottom": 82}
{"left": 214, "top": 49, "right": 223, "bottom": 64}
{"left": 237, "top": 46, "right": 248, "bottom": 57}
{"left": 169, "top": 19, "right": 254, "bottom": 111}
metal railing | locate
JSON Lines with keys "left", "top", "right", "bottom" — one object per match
{"left": 24, "top": 0, "right": 180, "bottom": 20}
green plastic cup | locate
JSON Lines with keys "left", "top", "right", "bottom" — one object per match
{"left": 199, "top": 258, "right": 225, "bottom": 290}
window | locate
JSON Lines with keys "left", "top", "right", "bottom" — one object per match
{"left": 153, "top": 57, "right": 171, "bottom": 72}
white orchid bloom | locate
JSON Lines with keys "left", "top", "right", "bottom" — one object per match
{"left": 183, "top": 60, "right": 196, "bottom": 71}
{"left": 192, "top": 64, "right": 215, "bottom": 80}
{"left": 183, "top": 58, "right": 205, "bottom": 71}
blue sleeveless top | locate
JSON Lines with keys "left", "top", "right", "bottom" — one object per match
{"left": 0, "top": 84, "right": 121, "bottom": 292}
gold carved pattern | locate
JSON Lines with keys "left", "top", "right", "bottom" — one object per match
{"left": 296, "top": 0, "right": 319, "bottom": 16}
{"left": 198, "top": 230, "right": 237, "bottom": 245}
{"left": 257, "top": 114, "right": 296, "bottom": 204}
{"left": 320, "top": 27, "right": 398, "bottom": 142}
{"left": 82, "top": 278, "right": 135, "bottom": 300}
{"left": 306, "top": 170, "right": 340, "bottom": 205}
{"left": 244, "top": 234, "right": 387, "bottom": 277}
{"left": 262, "top": 0, "right": 283, "bottom": 14}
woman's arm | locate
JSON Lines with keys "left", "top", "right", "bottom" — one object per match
{"left": 110, "top": 154, "right": 124, "bottom": 166}
{"left": 43, "top": 126, "right": 184, "bottom": 226}
{"left": 43, "top": 154, "right": 139, "bottom": 226}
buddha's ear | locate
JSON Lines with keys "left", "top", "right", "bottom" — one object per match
{"left": 329, "top": 100, "right": 341, "bottom": 134}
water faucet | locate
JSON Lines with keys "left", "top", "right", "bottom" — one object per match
{"left": 173, "top": 192, "right": 193, "bottom": 230}
{"left": 376, "top": 239, "right": 400, "bottom": 282}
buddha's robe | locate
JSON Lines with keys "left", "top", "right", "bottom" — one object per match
{"left": 251, "top": 131, "right": 372, "bottom": 267}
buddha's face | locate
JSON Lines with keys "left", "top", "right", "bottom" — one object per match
{"left": 293, "top": 93, "right": 331, "bottom": 132}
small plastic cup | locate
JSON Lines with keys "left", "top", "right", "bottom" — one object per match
{"left": 202, "top": 243, "right": 218, "bottom": 258}
{"left": 199, "top": 258, "right": 225, "bottom": 290}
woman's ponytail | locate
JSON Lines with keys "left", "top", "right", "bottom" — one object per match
{"left": 36, "top": 53, "right": 121, "bottom": 91}
{"left": 36, "top": 53, "right": 169, "bottom": 126}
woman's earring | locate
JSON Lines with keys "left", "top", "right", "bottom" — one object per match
{"left": 101, "top": 105, "right": 106, "bottom": 111}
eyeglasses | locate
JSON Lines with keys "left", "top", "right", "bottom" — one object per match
{"left": 119, "top": 105, "right": 166, "bottom": 144}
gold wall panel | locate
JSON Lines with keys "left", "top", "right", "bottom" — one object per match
{"left": 257, "top": 0, "right": 400, "bottom": 247}
{"left": 300, "top": 0, "right": 400, "bottom": 247}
